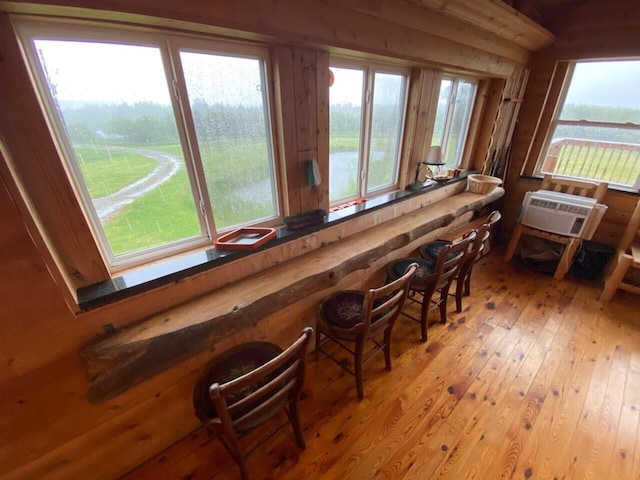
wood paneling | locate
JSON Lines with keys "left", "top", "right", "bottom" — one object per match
{"left": 124, "top": 249, "right": 640, "bottom": 479}
{"left": 0, "top": 13, "right": 109, "bottom": 288}
{"left": 1, "top": 0, "right": 529, "bottom": 75}
{"left": 410, "top": 0, "right": 555, "bottom": 51}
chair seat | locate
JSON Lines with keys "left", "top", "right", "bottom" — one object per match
{"left": 193, "top": 342, "right": 283, "bottom": 423}
{"left": 420, "top": 240, "right": 453, "bottom": 260}
{"left": 320, "top": 291, "right": 366, "bottom": 329}
{"left": 390, "top": 258, "right": 434, "bottom": 281}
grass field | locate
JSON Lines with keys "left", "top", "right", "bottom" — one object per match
{"left": 78, "top": 139, "right": 277, "bottom": 256}
{"left": 75, "top": 146, "right": 156, "bottom": 198}
{"left": 78, "top": 133, "right": 403, "bottom": 257}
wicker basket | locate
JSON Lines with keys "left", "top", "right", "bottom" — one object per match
{"left": 467, "top": 174, "right": 502, "bottom": 195}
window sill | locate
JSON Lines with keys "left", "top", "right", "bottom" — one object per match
{"left": 77, "top": 174, "right": 473, "bottom": 311}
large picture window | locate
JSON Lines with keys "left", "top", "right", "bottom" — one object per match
{"left": 329, "top": 63, "right": 408, "bottom": 204}
{"left": 18, "top": 23, "right": 279, "bottom": 269}
{"left": 432, "top": 76, "right": 477, "bottom": 169}
{"left": 537, "top": 60, "right": 640, "bottom": 192}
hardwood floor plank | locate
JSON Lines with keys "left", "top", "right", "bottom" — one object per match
{"left": 420, "top": 296, "right": 564, "bottom": 477}
{"left": 123, "top": 251, "right": 640, "bottom": 480}
{"left": 500, "top": 313, "right": 587, "bottom": 479}
{"left": 612, "top": 365, "right": 640, "bottom": 480}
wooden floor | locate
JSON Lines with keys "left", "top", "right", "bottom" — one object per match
{"left": 124, "top": 250, "right": 640, "bottom": 480}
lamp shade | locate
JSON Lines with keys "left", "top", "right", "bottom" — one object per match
{"left": 425, "top": 145, "right": 443, "bottom": 165}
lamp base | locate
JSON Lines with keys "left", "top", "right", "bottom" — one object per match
{"left": 407, "top": 180, "right": 434, "bottom": 191}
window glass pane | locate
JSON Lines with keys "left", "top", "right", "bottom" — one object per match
{"left": 542, "top": 126, "right": 640, "bottom": 187}
{"left": 432, "top": 79, "right": 452, "bottom": 147}
{"left": 540, "top": 60, "right": 640, "bottom": 189}
{"left": 34, "top": 40, "right": 201, "bottom": 257}
{"left": 444, "top": 80, "right": 476, "bottom": 167}
{"left": 559, "top": 61, "right": 640, "bottom": 123}
{"left": 329, "top": 67, "right": 363, "bottom": 203}
{"left": 180, "top": 51, "right": 278, "bottom": 230}
{"left": 367, "top": 72, "right": 406, "bottom": 192}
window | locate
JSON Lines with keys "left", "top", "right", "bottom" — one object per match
{"left": 18, "top": 23, "right": 279, "bottom": 269}
{"left": 537, "top": 60, "right": 640, "bottom": 191}
{"left": 432, "top": 76, "right": 477, "bottom": 169}
{"left": 329, "top": 63, "right": 408, "bottom": 204}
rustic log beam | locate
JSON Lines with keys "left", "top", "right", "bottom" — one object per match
{"left": 80, "top": 189, "right": 504, "bottom": 403}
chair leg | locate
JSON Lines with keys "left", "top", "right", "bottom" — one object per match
{"left": 455, "top": 277, "right": 464, "bottom": 313}
{"left": 220, "top": 433, "right": 249, "bottom": 480}
{"left": 600, "top": 252, "right": 632, "bottom": 301}
{"left": 288, "top": 397, "right": 306, "bottom": 449}
{"left": 314, "top": 328, "right": 321, "bottom": 360}
{"left": 504, "top": 224, "right": 523, "bottom": 262}
{"left": 354, "top": 340, "right": 365, "bottom": 400}
{"left": 383, "top": 326, "right": 393, "bottom": 371}
{"left": 419, "top": 294, "right": 430, "bottom": 342}
{"left": 554, "top": 237, "right": 580, "bottom": 280}
{"left": 464, "top": 266, "right": 472, "bottom": 296}
{"left": 439, "top": 283, "right": 453, "bottom": 323}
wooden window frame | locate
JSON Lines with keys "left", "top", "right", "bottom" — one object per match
{"left": 433, "top": 75, "right": 478, "bottom": 169}
{"left": 16, "top": 19, "right": 283, "bottom": 272}
{"left": 328, "top": 59, "right": 410, "bottom": 206}
{"left": 533, "top": 61, "right": 640, "bottom": 192}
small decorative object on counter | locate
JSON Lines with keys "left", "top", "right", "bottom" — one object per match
{"left": 214, "top": 227, "right": 276, "bottom": 250}
{"left": 467, "top": 174, "right": 502, "bottom": 195}
{"left": 283, "top": 209, "right": 326, "bottom": 230}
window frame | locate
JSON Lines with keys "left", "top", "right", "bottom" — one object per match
{"left": 432, "top": 75, "right": 478, "bottom": 169}
{"left": 328, "top": 59, "right": 409, "bottom": 205}
{"left": 16, "top": 20, "right": 282, "bottom": 271}
{"left": 535, "top": 60, "right": 640, "bottom": 192}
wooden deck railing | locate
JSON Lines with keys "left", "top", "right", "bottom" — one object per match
{"left": 541, "top": 138, "right": 640, "bottom": 186}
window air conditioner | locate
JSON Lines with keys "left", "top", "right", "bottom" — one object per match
{"left": 518, "top": 190, "right": 599, "bottom": 238}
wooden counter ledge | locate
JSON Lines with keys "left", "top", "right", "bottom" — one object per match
{"left": 80, "top": 188, "right": 504, "bottom": 403}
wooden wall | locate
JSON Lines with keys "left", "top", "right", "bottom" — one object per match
{"left": 0, "top": 0, "right": 550, "bottom": 478}
{"left": 503, "top": 0, "right": 640, "bottom": 248}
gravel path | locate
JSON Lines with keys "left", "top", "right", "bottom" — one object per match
{"left": 93, "top": 148, "right": 181, "bottom": 220}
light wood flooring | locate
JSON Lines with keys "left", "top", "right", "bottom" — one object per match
{"left": 124, "top": 250, "right": 640, "bottom": 479}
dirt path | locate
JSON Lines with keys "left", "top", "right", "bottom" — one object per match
{"left": 93, "top": 148, "right": 181, "bottom": 220}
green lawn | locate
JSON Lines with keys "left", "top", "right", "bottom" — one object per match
{"left": 75, "top": 146, "right": 157, "bottom": 198}
{"left": 81, "top": 139, "right": 277, "bottom": 256}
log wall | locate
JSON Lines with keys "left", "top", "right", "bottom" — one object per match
{"left": 0, "top": 0, "right": 564, "bottom": 478}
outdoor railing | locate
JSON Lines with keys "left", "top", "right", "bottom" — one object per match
{"left": 541, "top": 138, "right": 640, "bottom": 186}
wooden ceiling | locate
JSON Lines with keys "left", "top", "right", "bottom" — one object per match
{"left": 504, "top": 0, "right": 585, "bottom": 29}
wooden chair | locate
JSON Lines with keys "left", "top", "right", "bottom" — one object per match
{"left": 315, "top": 263, "right": 417, "bottom": 400}
{"left": 193, "top": 327, "right": 313, "bottom": 480}
{"left": 600, "top": 198, "right": 640, "bottom": 301}
{"left": 505, "top": 175, "right": 608, "bottom": 280}
{"left": 420, "top": 211, "right": 501, "bottom": 312}
{"left": 387, "top": 231, "right": 477, "bottom": 342}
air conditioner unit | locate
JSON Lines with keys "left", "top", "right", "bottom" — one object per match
{"left": 519, "top": 190, "right": 600, "bottom": 238}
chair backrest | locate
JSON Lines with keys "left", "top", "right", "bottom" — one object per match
{"left": 619, "top": 198, "right": 640, "bottom": 252}
{"left": 361, "top": 262, "right": 418, "bottom": 338}
{"left": 541, "top": 174, "right": 608, "bottom": 202}
{"left": 209, "top": 327, "right": 313, "bottom": 434}
{"left": 476, "top": 210, "right": 502, "bottom": 257}
{"left": 434, "top": 230, "right": 477, "bottom": 289}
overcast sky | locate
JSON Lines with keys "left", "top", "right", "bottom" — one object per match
{"left": 566, "top": 60, "right": 640, "bottom": 109}
{"left": 34, "top": 40, "right": 263, "bottom": 107}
